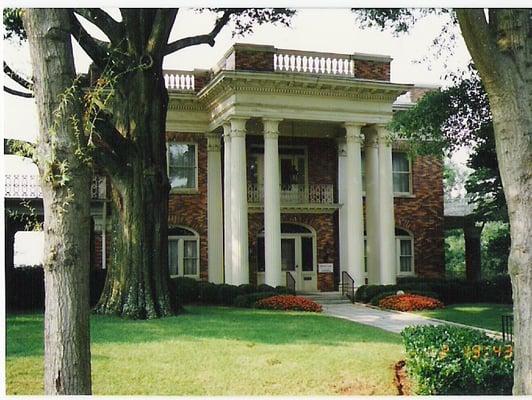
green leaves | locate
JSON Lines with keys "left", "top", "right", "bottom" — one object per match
{"left": 401, "top": 325, "right": 513, "bottom": 395}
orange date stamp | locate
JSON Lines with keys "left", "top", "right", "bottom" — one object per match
{"left": 438, "top": 344, "right": 513, "bottom": 360}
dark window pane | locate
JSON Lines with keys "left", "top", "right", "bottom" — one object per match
{"left": 281, "top": 239, "right": 296, "bottom": 271}
{"left": 168, "top": 240, "right": 179, "bottom": 275}
{"left": 302, "top": 237, "right": 313, "bottom": 271}
{"left": 257, "top": 237, "right": 265, "bottom": 272}
{"left": 280, "top": 223, "right": 311, "bottom": 234}
{"left": 168, "top": 227, "right": 196, "bottom": 236}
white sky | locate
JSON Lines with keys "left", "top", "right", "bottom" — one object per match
{"left": 2, "top": 8, "right": 473, "bottom": 170}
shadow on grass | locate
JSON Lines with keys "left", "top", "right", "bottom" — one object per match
{"left": 7, "top": 306, "right": 401, "bottom": 358}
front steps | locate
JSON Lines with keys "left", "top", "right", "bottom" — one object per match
{"left": 300, "top": 291, "right": 352, "bottom": 305}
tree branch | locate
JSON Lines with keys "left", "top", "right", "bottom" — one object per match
{"left": 147, "top": 9, "right": 178, "bottom": 54}
{"left": 73, "top": 9, "right": 123, "bottom": 43}
{"left": 92, "top": 114, "right": 132, "bottom": 164}
{"left": 4, "top": 62, "right": 33, "bottom": 90}
{"left": 69, "top": 11, "right": 110, "bottom": 67}
{"left": 456, "top": 9, "right": 505, "bottom": 83}
{"left": 4, "top": 85, "right": 34, "bottom": 98}
{"left": 165, "top": 10, "right": 233, "bottom": 55}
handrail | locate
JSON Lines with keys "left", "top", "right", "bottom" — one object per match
{"left": 286, "top": 271, "right": 296, "bottom": 294}
{"left": 501, "top": 314, "right": 513, "bottom": 342}
{"left": 341, "top": 271, "right": 355, "bottom": 302}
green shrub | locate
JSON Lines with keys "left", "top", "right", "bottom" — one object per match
{"left": 356, "top": 277, "right": 512, "bottom": 305}
{"left": 217, "top": 284, "right": 241, "bottom": 306}
{"left": 401, "top": 325, "right": 513, "bottom": 395}
{"left": 237, "top": 284, "right": 256, "bottom": 295}
{"left": 369, "top": 290, "right": 440, "bottom": 306}
{"left": 257, "top": 283, "right": 275, "bottom": 292}
{"left": 233, "top": 292, "right": 277, "bottom": 308}
{"left": 197, "top": 281, "right": 219, "bottom": 303}
{"left": 171, "top": 277, "right": 199, "bottom": 304}
{"left": 275, "top": 285, "right": 296, "bottom": 295}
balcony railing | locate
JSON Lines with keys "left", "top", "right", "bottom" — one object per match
{"left": 274, "top": 49, "right": 355, "bottom": 77}
{"left": 247, "top": 183, "right": 334, "bottom": 204}
{"left": 163, "top": 70, "right": 195, "bottom": 91}
{"left": 4, "top": 174, "right": 107, "bottom": 200}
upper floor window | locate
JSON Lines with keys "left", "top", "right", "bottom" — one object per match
{"left": 248, "top": 146, "right": 307, "bottom": 187}
{"left": 395, "top": 228, "right": 414, "bottom": 276}
{"left": 168, "top": 226, "right": 199, "bottom": 278}
{"left": 392, "top": 152, "right": 411, "bottom": 194}
{"left": 167, "top": 143, "right": 197, "bottom": 191}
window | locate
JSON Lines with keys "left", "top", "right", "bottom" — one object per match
{"left": 167, "top": 143, "right": 197, "bottom": 190}
{"left": 360, "top": 152, "right": 412, "bottom": 195}
{"left": 248, "top": 146, "right": 307, "bottom": 186}
{"left": 395, "top": 228, "right": 414, "bottom": 275}
{"left": 168, "top": 226, "right": 199, "bottom": 277}
{"left": 392, "top": 152, "right": 411, "bottom": 194}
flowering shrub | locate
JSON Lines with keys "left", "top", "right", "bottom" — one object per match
{"left": 379, "top": 294, "right": 444, "bottom": 311}
{"left": 256, "top": 295, "right": 322, "bottom": 312}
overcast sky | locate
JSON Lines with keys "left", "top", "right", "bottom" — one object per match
{"left": 3, "top": 8, "right": 473, "bottom": 174}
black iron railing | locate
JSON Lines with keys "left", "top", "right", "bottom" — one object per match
{"left": 341, "top": 271, "right": 355, "bottom": 302}
{"left": 502, "top": 314, "right": 513, "bottom": 342}
{"left": 286, "top": 271, "right": 296, "bottom": 294}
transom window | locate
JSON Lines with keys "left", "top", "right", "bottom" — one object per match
{"left": 360, "top": 151, "right": 412, "bottom": 195}
{"left": 168, "top": 226, "right": 199, "bottom": 278}
{"left": 167, "top": 143, "right": 197, "bottom": 190}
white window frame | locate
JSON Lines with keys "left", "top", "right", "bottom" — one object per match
{"left": 249, "top": 145, "right": 308, "bottom": 186}
{"left": 168, "top": 232, "right": 200, "bottom": 279}
{"left": 167, "top": 142, "right": 198, "bottom": 193}
{"left": 396, "top": 234, "right": 415, "bottom": 276}
{"left": 392, "top": 152, "right": 412, "bottom": 196}
{"left": 360, "top": 151, "right": 413, "bottom": 197}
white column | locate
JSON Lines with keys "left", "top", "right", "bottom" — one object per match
{"left": 222, "top": 124, "right": 232, "bottom": 284}
{"left": 337, "top": 140, "right": 348, "bottom": 275}
{"left": 377, "top": 125, "right": 397, "bottom": 285}
{"left": 229, "top": 117, "right": 249, "bottom": 285}
{"left": 207, "top": 132, "right": 224, "bottom": 284}
{"left": 344, "top": 123, "right": 366, "bottom": 285}
{"left": 365, "top": 130, "right": 380, "bottom": 284}
{"left": 263, "top": 118, "right": 283, "bottom": 287}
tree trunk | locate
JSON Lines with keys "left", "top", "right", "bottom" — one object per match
{"left": 457, "top": 9, "right": 532, "bottom": 395}
{"left": 95, "top": 58, "right": 175, "bottom": 319}
{"left": 23, "top": 9, "right": 92, "bottom": 394}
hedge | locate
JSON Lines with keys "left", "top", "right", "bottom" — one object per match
{"left": 355, "top": 276, "right": 512, "bottom": 305}
{"left": 401, "top": 325, "right": 513, "bottom": 395}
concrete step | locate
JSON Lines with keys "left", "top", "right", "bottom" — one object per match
{"left": 300, "top": 291, "right": 352, "bottom": 305}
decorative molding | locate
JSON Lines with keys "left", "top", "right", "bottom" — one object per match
{"left": 344, "top": 123, "right": 364, "bottom": 143}
{"left": 230, "top": 118, "right": 247, "bottom": 138}
{"left": 263, "top": 118, "right": 281, "bottom": 140}
{"left": 206, "top": 132, "right": 221, "bottom": 152}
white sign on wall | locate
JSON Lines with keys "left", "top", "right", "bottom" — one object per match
{"left": 318, "top": 263, "right": 334, "bottom": 273}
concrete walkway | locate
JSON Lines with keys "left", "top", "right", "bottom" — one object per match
{"left": 302, "top": 292, "right": 501, "bottom": 337}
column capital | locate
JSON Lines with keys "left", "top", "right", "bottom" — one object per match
{"left": 229, "top": 117, "right": 247, "bottom": 138}
{"left": 222, "top": 123, "right": 231, "bottom": 142}
{"left": 375, "top": 124, "right": 393, "bottom": 144}
{"left": 206, "top": 132, "right": 221, "bottom": 152}
{"left": 263, "top": 118, "right": 282, "bottom": 140}
{"left": 344, "top": 122, "right": 364, "bottom": 143}
{"left": 364, "top": 130, "right": 379, "bottom": 148}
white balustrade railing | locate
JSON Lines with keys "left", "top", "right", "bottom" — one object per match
{"left": 247, "top": 183, "right": 334, "bottom": 205}
{"left": 164, "top": 70, "right": 195, "bottom": 91}
{"left": 5, "top": 174, "right": 107, "bottom": 200}
{"left": 274, "top": 50, "right": 354, "bottom": 76}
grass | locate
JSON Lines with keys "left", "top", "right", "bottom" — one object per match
{"left": 414, "top": 303, "right": 513, "bottom": 332}
{"left": 6, "top": 306, "right": 403, "bottom": 395}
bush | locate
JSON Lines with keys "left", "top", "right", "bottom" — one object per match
{"left": 171, "top": 277, "right": 199, "bottom": 304}
{"left": 379, "top": 294, "right": 444, "bottom": 311}
{"left": 233, "top": 291, "right": 277, "bottom": 308}
{"left": 256, "top": 295, "right": 322, "bottom": 312}
{"left": 257, "top": 283, "right": 275, "bottom": 292}
{"left": 401, "top": 325, "right": 513, "bottom": 395}
{"left": 275, "top": 285, "right": 296, "bottom": 295}
{"left": 355, "top": 276, "right": 512, "bottom": 305}
{"left": 216, "top": 284, "right": 241, "bottom": 306}
{"left": 369, "top": 290, "right": 440, "bottom": 306}
{"left": 197, "top": 281, "right": 219, "bottom": 303}
{"left": 237, "top": 284, "right": 256, "bottom": 295}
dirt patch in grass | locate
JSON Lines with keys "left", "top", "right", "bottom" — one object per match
{"left": 330, "top": 379, "right": 379, "bottom": 396}
{"left": 394, "top": 360, "right": 412, "bottom": 395}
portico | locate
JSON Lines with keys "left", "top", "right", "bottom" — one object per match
{"left": 166, "top": 43, "right": 413, "bottom": 290}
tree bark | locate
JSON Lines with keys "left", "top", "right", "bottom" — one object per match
{"left": 457, "top": 9, "right": 532, "bottom": 395}
{"left": 94, "top": 56, "right": 175, "bottom": 319}
{"left": 23, "top": 9, "right": 92, "bottom": 394}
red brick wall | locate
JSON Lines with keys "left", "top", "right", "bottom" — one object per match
{"left": 167, "top": 132, "right": 209, "bottom": 280}
{"left": 393, "top": 155, "right": 445, "bottom": 277}
{"left": 354, "top": 59, "right": 390, "bottom": 81}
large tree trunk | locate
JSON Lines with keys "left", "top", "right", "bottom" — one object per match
{"left": 23, "top": 9, "right": 92, "bottom": 394}
{"left": 95, "top": 58, "right": 175, "bottom": 319}
{"left": 457, "top": 9, "right": 531, "bottom": 395}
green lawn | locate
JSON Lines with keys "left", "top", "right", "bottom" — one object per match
{"left": 6, "top": 306, "right": 403, "bottom": 395}
{"left": 415, "top": 303, "right": 513, "bottom": 332}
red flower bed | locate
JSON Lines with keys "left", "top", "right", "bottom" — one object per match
{"left": 379, "top": 294, "right": 444, "bottom": 312}
{"left": 256, "top": 295, "right": 322, "bottom": 312}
